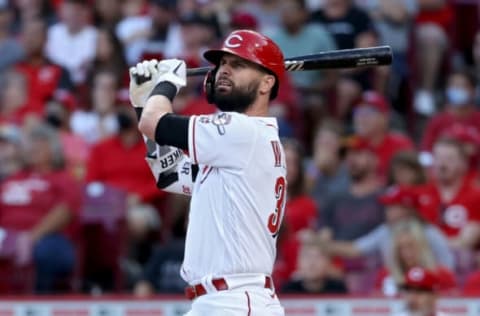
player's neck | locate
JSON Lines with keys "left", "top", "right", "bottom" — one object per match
{"left": 244, "top": 102, "right": 269, "bottom": 117}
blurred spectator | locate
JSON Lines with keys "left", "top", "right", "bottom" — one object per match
{"left": 11, "top": 0, "right": 57, "bottom": 33}
{"left": 45, "top": 0, "right": 98, "bottom": 85}
{"left": 93, "top": 0, "right": 122, "bottom": 29}
{"left": 85, "top": 106, "right": 165, "bottom": 204}
{"left": 307, "top": 120, "right": 350, "bottom": 211}
{"left": 268, "top": 0, "right": 337, "bottom": 94}
{"left": 359, "top": 0, "right": 417, "bottom": 101}
{"left": 238, "top": 0, "right": 282, "bottom": 33}
{"left": 84, "top": 27, "right": 129, "bottom": 105}
{"left": 420, "top": 70, "right": 480, "bottom": 166}
{"left": 0, "top": 3, "right": 24, "bottom": 73}
{"left": 353, "top": 91, "right": 414, "bottom": 180}
{"left": 310, "top": 0, "right": 378, "bottom": 118}
{"left": 14, "top": 18, "right": 75, "bottom": 120}
{"left": 70, "top": 69, "right": 120, "bottom": 144}
{"left": 229, "top": 11, "right": 258, "bottom": 31}
{"left": 376, "top": 219, "right": 456, "bottom": 297}
{"left": 91, "top": 28, "right": 128, "bottom": 86}
{"left": 0, "top": 124, "right": 23, "bottom": 180}
{"left": 413, "top": 0, "right": 454, "bottom": 116}
{"left": 0, "top": 70, "right": 29, "bottom": 124}
{"left": 318, "top": 136, "right": 384, "bottom": 241}
{"left": 416, "top": 138, "right": 480, "bottom": 250}
{"left": 122, "top": 202, "right": 161, "bottom": 289}
{"left": 138, "top": 0, "right": 183, "bottom": 61}
{"left": 0, "top": 123, "right": 81, "bottom": 293}
{"left": 321, "top": 185, "right": 454, "bottom": 269}
{"left": 281, "top": 232, "right": 347, "bottom": 294}
{"left": 282, "top": 138, "right": 317, "bottom": 235}
{"left": 134, "top": 204, "right": 188, "bottom": 296}
{"left": 387, "top": 151, "right": 427, "bottom": 186}
{"left": 274, "top": 138, "right": 318, "bottom": 287}
{"left": 115, "top": 0, "right": 151, "bottom": 65}
{"left": 393, "top": 266, "right": 449, "bottom": 316}
{"left": 440, "top": 124, "right": 480, "bottom": 173}
{"left": 178, "top": 12, "right": 219, "bottom": 67}
{"left": 44, "top": 101, "right": 90, "bottom": 180}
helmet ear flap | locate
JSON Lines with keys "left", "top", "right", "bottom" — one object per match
{"left": 204, "top": 68, "right": 217, "bottom": 104}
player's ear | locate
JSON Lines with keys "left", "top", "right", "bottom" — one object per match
{"left": 259, "top": 74, "right": 275, "bottom": 96}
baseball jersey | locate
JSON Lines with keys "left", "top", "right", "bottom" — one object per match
{"left": 161, "top": 112, "right": 287, "bottom": 284}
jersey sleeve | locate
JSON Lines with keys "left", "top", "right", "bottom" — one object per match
{"left": 188, "top": 112, "right": 255, "bottom": 169}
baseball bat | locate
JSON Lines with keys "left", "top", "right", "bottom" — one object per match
{"left": 135, "top": 46, "right": 392, "bottom": 83}
{"left": 187, "top": 45, "right": 392, "bottom": 76}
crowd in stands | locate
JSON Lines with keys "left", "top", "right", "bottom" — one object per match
{"left": 0, "top": 0, "right": 479, "bottom": 298}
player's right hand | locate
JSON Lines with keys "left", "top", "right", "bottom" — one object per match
{"left": 129, "top": 59, "right": 160, "bottom": 108}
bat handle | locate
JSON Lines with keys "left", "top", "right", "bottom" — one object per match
{"left": 134, "top": 66, "right": 213, "bottom": 84}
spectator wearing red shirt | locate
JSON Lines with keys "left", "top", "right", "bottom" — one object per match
{"left": 0, "top": 124, "right": 81, "bottom": 293}
{"left": 420, "top": 70, "right": 480, "bottom": 166}
{"left": 375, "top": 219, "right": 456, "bottom": 297}
{"left": 86, "top": 106, "right": 165, "bottom": 204}
{"left": 14, "top": 18, "right": 75, "bottom": 120}
{"left": 353, "top": 91, "right": 414, "bottom": 180}
{"left": 416, "top": 138, "right": 480, "bottom": 250}
{"left": 274, "top": 138, "right": 317, "bottom": 289}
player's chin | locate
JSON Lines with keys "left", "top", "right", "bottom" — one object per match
{"left": 215, "top": 86, "right": 232, "bottom": 94}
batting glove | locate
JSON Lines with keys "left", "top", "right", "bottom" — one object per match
{"left": 129, "top": 59, "right": 161, "bottom": 108}
{"left": 154, "top": 59, "right": 187, "bottom": 94}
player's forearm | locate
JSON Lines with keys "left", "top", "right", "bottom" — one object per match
{"left": 138, "top": 94, "right": 172, "bottom": 140}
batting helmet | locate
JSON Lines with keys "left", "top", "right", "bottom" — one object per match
{"left": 203, "top": 29, "right": 285, "bottom": 102}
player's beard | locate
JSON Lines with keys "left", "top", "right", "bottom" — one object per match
{"left": 213, "top": 79, "right": 259, "bottom": 113}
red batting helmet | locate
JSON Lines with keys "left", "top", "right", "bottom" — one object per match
{"left": 203, "top": 29, "right": 285, "bottom": 101}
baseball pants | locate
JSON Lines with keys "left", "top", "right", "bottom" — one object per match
{"left": 184, "top": 286, "right": 284, "bottom": 316}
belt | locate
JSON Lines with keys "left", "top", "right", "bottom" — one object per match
{"left": 185, "top": 276, "right": 273, "bottom": 300}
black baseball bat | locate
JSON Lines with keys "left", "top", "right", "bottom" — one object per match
{"left": 187, "top": 45, "right": 392, "bottom": 76}
{"left": 135, "top": 46, "right": 392, "bottom": 83}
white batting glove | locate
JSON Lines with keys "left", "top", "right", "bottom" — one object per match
{"left": 129, "top": 59, "right": 161, "bottom": 108}
{"left": 154, "top": 59, "right": 187, "bottom": 94}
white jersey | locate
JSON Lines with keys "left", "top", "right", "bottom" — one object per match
{"left": 161, "top": 112, "right": 286, "bottom": 284}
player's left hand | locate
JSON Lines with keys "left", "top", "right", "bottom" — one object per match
{"left": 129, "top": 59, "right": 160, "bottom": 108}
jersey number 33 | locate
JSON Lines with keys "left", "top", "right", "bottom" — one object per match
{"left": 267, "top": 141, "right": 286, "bottom": 238}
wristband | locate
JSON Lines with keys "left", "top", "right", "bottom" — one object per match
{"left": 148, "top": 81, "right": 177, "bottom": 102}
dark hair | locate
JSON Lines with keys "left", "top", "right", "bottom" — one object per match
{"left": 282, "top": 137, "right": 306, "bottom": 198}
{"left": 388, "top": 151, "right": 426, "bottom": 185}
{"left": 93, "top": 27, "right": 128, "bottom": 73}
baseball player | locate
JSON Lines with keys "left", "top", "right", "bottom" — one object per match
{"left": 129, "top": 30, "right": 286, "bottom": 315}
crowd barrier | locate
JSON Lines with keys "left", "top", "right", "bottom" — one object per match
{"left": 0, "top": 295, "right": 479, "bottom": 316}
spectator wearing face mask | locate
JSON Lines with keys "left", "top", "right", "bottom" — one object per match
{"left": 420, "top": 70, "right": 480, "bottom": 167}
